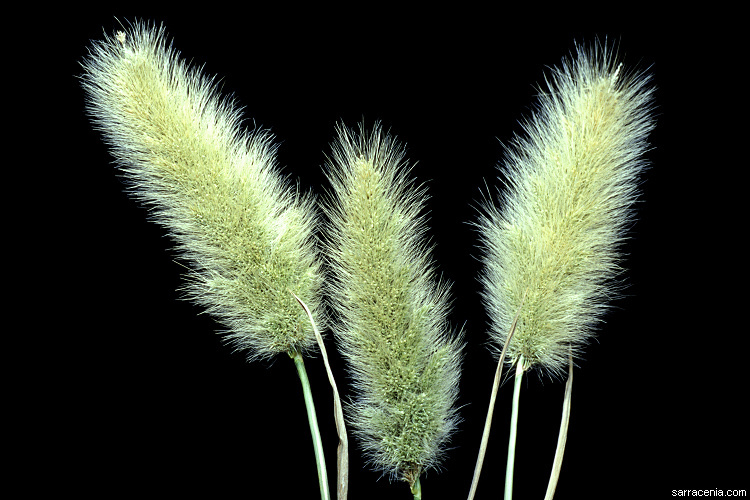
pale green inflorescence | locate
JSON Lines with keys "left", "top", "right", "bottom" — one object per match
{"left": 81, "top": 22, "right": 324, "bottom": 360}
{"left": 478, "top": 43, "right": 655, "bottom": 377}
{"left": 324, "top": 123, "right": 463, "bottom": 484}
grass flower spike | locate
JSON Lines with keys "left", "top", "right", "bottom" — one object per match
{"left": 80, "top": 22, "right": 324, "bottom": 360}
{"left": 325, "top": 124, "right": 463, "bottom": 494}
{"left": 81, "top": 22, "right": 333, "bottom": 500}
{"left": 479, "top": 42, "right": 655, "bottom": 377}
{"left": 471, "top": 42, "right": 654, "bottom": 500}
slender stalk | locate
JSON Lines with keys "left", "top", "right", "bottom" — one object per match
{"left": 544, "top": 351, "right": 574, "bottom": 500}
{"left": 410, "top": 475, "right": 422, "bottom": 500}
{"left": 467, "top": 290, "right": 526, "bottom": 500}
{"left": 466, "top": 349, "right": 506, "bottom": 500}
{"left": 505, "top": 355, "right": 525, "bottom": 500}
{"left": 292, "top": 291, "right": 349, "bottom": 500}
{"left": 290, "top": 350, "right": 330, "bottom": 500}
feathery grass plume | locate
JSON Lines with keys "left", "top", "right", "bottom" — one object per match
{"left": 478, "top": 41, "right": 655, "bottom": 377}
{"left": 80, "top": 21, "right": 324, "bottom": 361}
{"left": 324, "top": 123, "right": 463, "bottom": 490}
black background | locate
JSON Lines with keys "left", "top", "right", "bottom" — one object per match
{"left": 24, "top": 4, "right": 745, "bottom": 498}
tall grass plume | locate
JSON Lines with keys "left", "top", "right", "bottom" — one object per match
{"left": 478, "top": 41, "right": 655, "bottom": 376}
{"left": 324, "top": 123, "right": 463, "bottom": 488}
{"left": 80, "top": 21, "right": 324, "bottom": 360}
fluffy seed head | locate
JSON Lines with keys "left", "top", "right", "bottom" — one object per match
{"left": 478, "top": 42, "right": 655, "bottom": 377}
{"left": 81, "top": 21, "right": 324, "bottom": 360}
{"left": 324, "top": 123, "right": 463, "bottom": 483}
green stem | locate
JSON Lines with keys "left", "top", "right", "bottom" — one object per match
{"left": 410, "top": 475, "right": 422, "bottom": 500}
{"left": 544, "top": 351, "right": 573, "bottom": 500}
{"left": 467, "top": 289, "right": 526, "bottom": 500}
{"left": 505, "top": 355, "right": 525, "bottom": 500}
{"left": 290, "top": 350, "right": 330, "bottom": 500}
{"left": 292, "top": 291, "right": 348, "bottom": 500}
